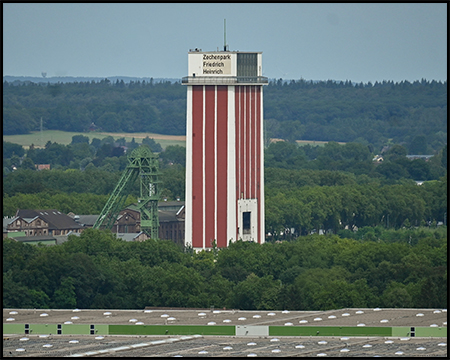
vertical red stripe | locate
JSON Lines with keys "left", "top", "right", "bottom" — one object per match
{"left": 192, "top": 86, "right": 203, "bottom": 248}
{"left": 235, "top": 86, "right": 240, "bottom": 240}
{"left": 250, "top": 86, "right": 256, "bottom": 199}
{"left": 216, "top": 85, "right": 228, "bottom": 247}
{"left": 204, "top": 86, "right": 215, "bottom": 248}
{"left": 241, "top": 87, "right": 245, "bottom": 199}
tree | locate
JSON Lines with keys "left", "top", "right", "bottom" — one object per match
{"left": 441, "top": 145, "right": 447, "bottom": 170}
{"left": 115, "top": 137, "right": 127, "bottom": 147}
{"left": 231, "top": 273, "right": 282, "bottom": 310}
{"left": 63, "top": 228, "right": 116, "bottom": 257}
{"left": 142, "top": 137, "right": 163, "bottom": 153}
{"left": 3, "top": 141, "right": 25, "bottom": 158}
{"left": 90, "top": 137, "right": 102, "bottom": 149}
{"left": 381, "top": 281, "right": 413, "bottom": 308}
{"left": 95, "top": 143, "right": 114, "bottom": 161}
{"left": 20, "top": 157, "right": 35, "bottom": 170}
{"left": 160, "top": 164, "right": 185, "bottom": 200}
{"left": 202, "top": 273, "right": 234, "bottom": 308}
{"left": 375, "top": 161, "right": 409, "bottom": 180}
{"left": 28, "top": 289, "right": 51, "bottom": 308}
{"left": 384, "top": 144, "right": 407, "bottom": 161}
{"left": 408, "top": 135, "right": 428, "bottom": 155}
{"left": 52, "top": 276, "right": 77, "bottom": 308}
{"left": 265, "top": 194, "right": 286, "bottom": 240}
{"left": 3, "top": 270, "right": 32, "bottom": 308}
{"left": 3, "top": 108, "right": 36, "bottom": 135}
{"left": 406, "top": 159, "right": 430, "bottom": 180}
{"left": 100, "top": 136, "right": 115, "bottom": 146}
{"left": 159, "top": 145, "right": 186, "bottom": 167}
{"left": 265, "top": 141, "right": 307, "bottom": 169}
{"left": 70, "top": 142, "right": 92, "bottom": 160}
{"left": 282, "top": 193, "right": 312, "bottom": 237}
{"left": 71, "top": 135, "right": 90, "bottom": 145}
{"left": 128, "top": 138, "right": 139, "bottom": 151}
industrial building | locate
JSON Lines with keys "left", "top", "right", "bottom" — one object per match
{"left": 3, "top": 202, "right": 184, "bottom": 246}
{"left": 3, "top": 307, "right": 447, "bottom": 357}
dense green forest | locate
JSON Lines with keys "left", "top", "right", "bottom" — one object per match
{"left": 3, "top": 227, "right": 447, "bottom": 310}
{"left": 3, "top": 78, "right": 447, "bottom": 311}
{"left": 3, "top": 139, "right": 447, "bottom": 310}
{"left": 3, "top": 78, "right": 447, "bottom": 153}
{"left": 3, "top": 137, "right": 447, "bottom": 231}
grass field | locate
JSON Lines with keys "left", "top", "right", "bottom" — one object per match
{"left": 4, "top": 131, "right": 345, "bottom": 150}
{"left": 3, "top": 130, "right": 186, "bottom": 150}
{"left": 296, "top": 139, "right": 346, "bottom": 146}
{"left": 270, "top": 138, "right": 346, "bottom": 146}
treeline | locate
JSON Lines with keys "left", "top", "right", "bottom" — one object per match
{"left": 265, "top": 141, "right": 447, "bottom": 180}
{"left": 3, "top": 79, "right": 185, "bottom": 135}
{"left": 3, "top": 138, "right": 447, "bottom": 230}
{"left": 3, "top": 135, "right": 164, "bottom": 172}
{"left": 265, "top": 174, "right": 447, "bottom": 237}
{"left": 264, "top": 78, "right": 447, "bottom": 153}
{"left": 3, "top": 136, "right": 186, "bottom": 203}
{"left": 3, "top": 170, "right": 447, "bottom": 234}
{"left": 4, "top": 137, "right": 447, "bottom": 184}
{"left": 3, "top": 78, "right": 447, "bottom": 153}
{"left": 3, "top": 227, "right": 446, "bottom": 310}
{"left": 264, "top": 141, "right": 447, "bottom": 235}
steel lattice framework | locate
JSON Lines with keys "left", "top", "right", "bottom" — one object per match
{"left": 93, "top": 146, "right": 161, "bottom": 239}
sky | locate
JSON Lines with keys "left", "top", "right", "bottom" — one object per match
{"left": 3, "top": 3, "right": 447, "bottom": 83}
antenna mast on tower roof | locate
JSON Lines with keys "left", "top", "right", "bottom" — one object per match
{"left": 224, "top": 19, "right": 227, "bottom": 51}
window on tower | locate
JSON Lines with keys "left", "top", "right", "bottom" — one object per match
{"left": 243, "top": 212, "right": 251, "bottom": 234}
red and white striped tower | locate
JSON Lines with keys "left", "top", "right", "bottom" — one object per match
{"left": 182, "top": 50, "right": 268, "bottom": 251}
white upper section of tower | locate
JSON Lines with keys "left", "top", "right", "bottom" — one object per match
{"left": 187, "top": 50, "right": 263, "bottom": 78}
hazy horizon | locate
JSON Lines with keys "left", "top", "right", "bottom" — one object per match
{"left": 3, "top": 3, "right": 447, "bottom": 83}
